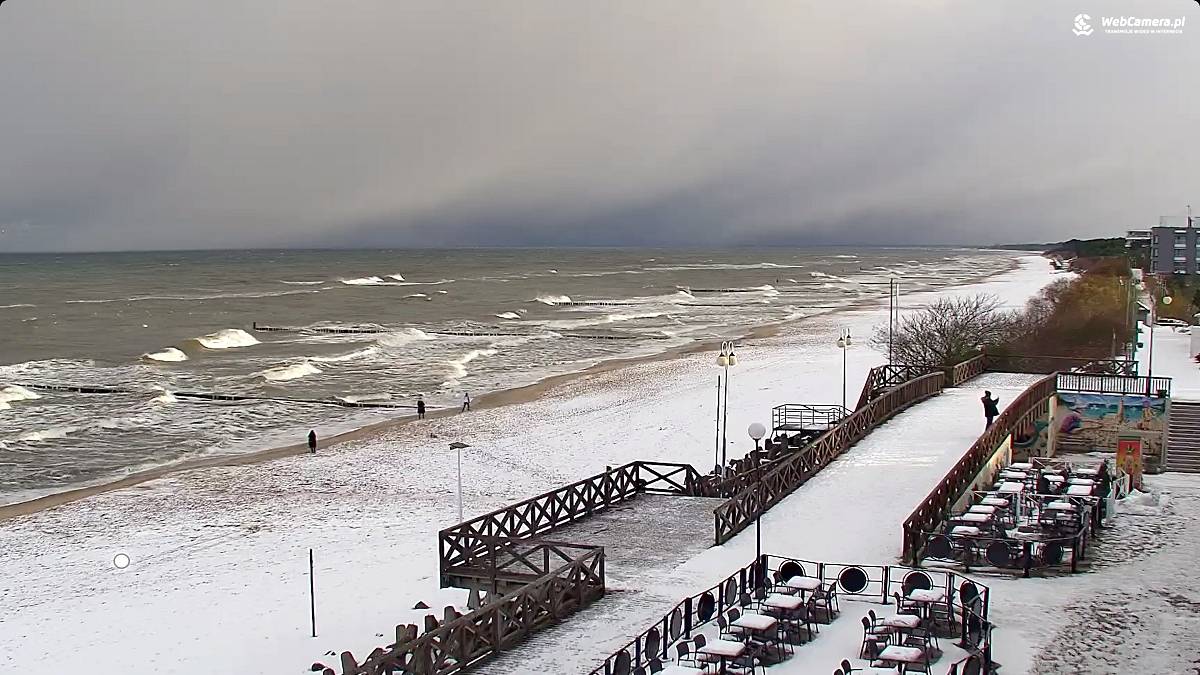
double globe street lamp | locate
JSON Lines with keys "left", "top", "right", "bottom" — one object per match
{"left": 836, "top": 329, "right": 852, "bottom": 411}
{"left": 715, "top": 341, "right": 738, "bottom": 473}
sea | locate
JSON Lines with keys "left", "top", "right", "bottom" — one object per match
{"left": 0, "top": 248, "right": 1016, "bottom": 505}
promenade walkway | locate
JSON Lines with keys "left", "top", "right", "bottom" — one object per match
{"left": 485, "top": 373, "right": 1043, "bottom": 673}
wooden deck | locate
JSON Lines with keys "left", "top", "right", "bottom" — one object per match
{"left": 475, "top": 494, "right": 722, "bottom": 674}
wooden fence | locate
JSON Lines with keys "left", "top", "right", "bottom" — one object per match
{"left": 439, "top": 461, "right": 698, "bottom": 587}
{"left": 714, "top": 370, "right": 945, "bottom": 544}
{"left": 855, "top": 364, "right": 940, "bottom": 409}
{"left": 1057, "top": 372, "right": 1171, "bottom": 396}
{"left": 341, "top": 544, "right": 605, "bottom": 675}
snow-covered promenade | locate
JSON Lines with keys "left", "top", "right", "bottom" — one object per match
{"left": 2, "top": 256, "right": 1075, "bottom": 674}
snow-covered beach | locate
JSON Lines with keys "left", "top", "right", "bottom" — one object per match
{"left": 7, "top": 254, "right": 1179, "bottom": 675}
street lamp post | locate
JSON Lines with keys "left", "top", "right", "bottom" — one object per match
{"left": 836, "top": 329, "right": 852, "bottom": 411}
{"left": 1147, "top": 291, "right": 1172, "bottom": 396}
{"left": 747, "top": 421, "right": 766, "bottom": 593}
{"left": 450, "top": 442, "right": 470, "bottom": 522}
{"left": 717, "top": 341, "right": 738, "bottom": 469}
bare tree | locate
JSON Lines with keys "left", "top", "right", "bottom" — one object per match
{"left": 873, "top": 294, "right": 1015, "bottom": 367}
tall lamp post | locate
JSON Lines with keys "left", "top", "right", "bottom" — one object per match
{"left": 836, "top": 329, "right": 852, "bottom": 411}
{"left": 747, "top": 421, "right": 766, "bottom": 592}
{"left": 717, "top": 341, "right": 738, "bottom": 469}
{"left": 1147, "top": 292, "right": 1172, "bottom": 396}
{"left": 450, "top": 442, "right": 470, "bottom": 522}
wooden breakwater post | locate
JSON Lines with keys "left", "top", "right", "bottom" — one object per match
{"left": 309, "top": 548, "right": 317, "bottom": 638}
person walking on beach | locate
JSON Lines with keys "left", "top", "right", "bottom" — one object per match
{"left": 416, "top": 396, "right": 426, "bottom": 420}
{"left": 981, "top": 391, "right": 1000, "bottom": 428}
{"left": 307, "top": 429, "right": 317, "bottom": 454}
{"left": 461, "top": 391, "right": 471, "bottom": 412}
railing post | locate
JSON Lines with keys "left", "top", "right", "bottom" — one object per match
{"left": 1022, "top": 542, "right": 1032, "bottom": 578}
{"left": 683, "top": 596, "right": 693, "bottom": 637}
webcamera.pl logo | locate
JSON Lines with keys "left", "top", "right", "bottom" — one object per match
{"left": 1073, "top": 12, "right": 1187, "bottom": 36}
{"left": 1073, "top": 14, "right": 1094, "bottom": 36}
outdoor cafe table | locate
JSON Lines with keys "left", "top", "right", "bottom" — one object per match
{"left": 1000, "top": 470, "right": 1028, "bottom": 480}
{"left": 968, "top": 504, "right": 997, "bottom": 515}
{"left": 950, "top": 525, "right": 981, "bottom": 537}
{"left": 732, "top": 613, "right": 778, "bottom": 631}
{"left": 957, "top": 512, "right": 991, "bottom": 523}
{"left": 763, "top": 594, "right": 804, "bottom": 611}
{"left": 698, "top": 638, "right": 746, "bottom": 669}
{"left": 1046, "top": 501, "right": 1078, "bottom": 512}
{"left": 660, "top": 667, "right": 705, "bottom": 675}
{"left": 781, "top": 575, "right": 822, "bottom": 597}
{"left": 1067, "top": 484, "right": 1094, "bottom": 496}
{"left": 1068, "top": 477, "right": 1095, "bottom": 486}
{"left": 981, "top": 496, "right": 1009, "bottom": 507}
{"left": 998, "top": 482, "right": 1025, "bottom": 494}
{"left": 1044, "top": 474, "right": 1065, "bottom": 483}
{"left": 877, "top": 645, "right": 927, "bottom": 671}
{"left": 1010, "top": 462, "right": 1033, "bottom": 471}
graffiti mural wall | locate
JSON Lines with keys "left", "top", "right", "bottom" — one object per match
{"left": 1051, "top": 392, "right": 1167, "bottom": 470}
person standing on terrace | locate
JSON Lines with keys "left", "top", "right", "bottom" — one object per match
{"left": 981, "top": 391, "right": 1000, "bottom": 428}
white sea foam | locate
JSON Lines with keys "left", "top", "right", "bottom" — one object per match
{"left": 279, "top": 280, "right": 325, "bottom": 285}
{"left": 17, "top": 425, "right": 80, "bottom": 442}
{"left": 404, "top": 293, "right": 430, "bottom": 300}
{"left": 0, "top": 303, "right": 35, "bottom": 309}
{"left": 196, "top": 329, "right": 260, "bottom": 349}
{"left": 436, "top": 290, "right": 449, "bottom": 294}
{"left": 259, "top": 361, "right": 322, "bottom": 382}
{"left": 337, "top": 392, "right": 394, "bottom": 404}
{"left": 0, "top": 385, "right": 41, "bottom": 403}
{"left": 67, "top": 290, "right": 320, "bottom": 303}
{"left": 340, "top": 276, "right": 386, "bottom": 286}
{"left": 387, "top": 273, "right": 405, "bottom": 281}
{"left": 535, "top": 311, "right": 665, "bottom": 330}
{"left": 150, "top": 392, "right": 178, "bottom": 405}
{"left": 377, "top": 328, "right": 434, "bottom": 349}
{"left": 444, "top": 349, "right": 498, "bottom": 383}
{"left": 834, "top": 254, "right": 858, "bottom": 259}
{"left": 310, "top": 346, "right": 379, "bottom": 363}
{"left": 143, "top": 347, "right": 189, "bottom": 362}
{"left": 535, "top": 294, "right": 573, "bottom": 306}
{"left": 496, "top": 312, "right": 523, "bottom": 320}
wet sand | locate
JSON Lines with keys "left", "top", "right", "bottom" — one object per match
{"left": 0, "top": 257, "right": 1021, "bottom": 521}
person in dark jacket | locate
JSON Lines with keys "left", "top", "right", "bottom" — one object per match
{"left": 981, "top": 391, "right": 1000, "bottom": 428}
{"left": 307, "top": 429, "right": 317, "bottom": 454}
{"left": 416, "top": 397, "right": 426, "bottom": 420}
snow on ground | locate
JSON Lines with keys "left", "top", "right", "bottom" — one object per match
{"left": 0, "top": 256, "right": 1058, "bottom": 675}
{"left": 1139, "top": 324, "right": 1200, "bottom": 400}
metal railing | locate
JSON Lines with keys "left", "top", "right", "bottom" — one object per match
{"left": 1056, "top": 372, "right": 1171, "bottom": 396}
{"left": 770, "top": 404, "right": 848, "bottom": 432}
{"left": 587, "top": 555, "right": 993, "bottom": 675}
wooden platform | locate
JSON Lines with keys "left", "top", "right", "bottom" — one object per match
{"left": 475, "top": 494, "right": 722, "bottom": 674}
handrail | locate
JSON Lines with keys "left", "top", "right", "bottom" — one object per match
{"left": 439, "top": 461, "right": 699, "bottom": 585}
{"left": 901, "top": 373, "right": 1057, "bottom": 564}
{"left": 342, "top": 545, "right": 605, "bottom": 675}
{"left": 1056, "top": 372, "right": 1171, "bottom": 396}
{"left": 715, "top": 371, "right": 945, "bottom": 544}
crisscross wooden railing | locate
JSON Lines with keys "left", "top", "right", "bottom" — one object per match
{"left": 901, "top": 374, "right": 1057, "bottom": 564}
{"left": 341, "top": 544, "right": 605, "bottom": 675}
{"left": 715, "top": 370, "right": 945, "bottom": 544}
{"left": 439, "top": 461, "right": 699, "bottom": 586}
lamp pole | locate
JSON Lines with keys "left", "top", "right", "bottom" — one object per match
{"left": 1147, "top": 290, "right": 1172, "bottom": 396}
{"left": 748, "top": 421, "right": 766, "bottom": 592}
{"left": 714, "top": 376, "right": 722, "bottom": 475}
{"left": 836, "top": 329, "right": 852, "bottom": 411}
{"left": 717, "top": 341, "right": 738, "bottom": 468}
{"left": 450, "top": 442, "right": 470, "bottom": 522}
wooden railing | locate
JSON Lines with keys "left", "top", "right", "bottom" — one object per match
{"left": 986, "top": 354, "right": 1137, "bottom": 376}
{"left": 949, "top": 354, "right": 987, "bottom": 386}
{"left": 901, "top": 374, "right": 1058, "bottom": 564}
{"left": 770, "top": 404, "right": 847, "bottom": 431}
{"left": 855, "top": 364, "right": 940, "bottom": 409}
{"left": 342, "top": 544, "right": 605, "bottom": 675}
{"left": 587, "top": 555, "right": 993, "bottom": 675}
{"left": 715, "top": 371, "right": 945, "bottom": 544}
{"left": 439, "top": 461, "right": 698, "bottom": 586}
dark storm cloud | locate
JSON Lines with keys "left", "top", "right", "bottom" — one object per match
{"left": 0, "top": 0, "right": 1196, "bottom": 252}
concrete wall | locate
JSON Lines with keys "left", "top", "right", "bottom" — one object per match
{"left": 951, "top": 435, "right": 1013, "bottom": 513}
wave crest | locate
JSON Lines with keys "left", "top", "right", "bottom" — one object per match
{"left": 143, "top": 347, "right": 189, "bottom": 362}
{"left": 259, "top": 362, "right": 322, "bottom": 382}
{"left": 534, "top": 294, "right": 572, "bottom": 305}
{"left": 196, "top": 329, "right": 260, "bottom": 349}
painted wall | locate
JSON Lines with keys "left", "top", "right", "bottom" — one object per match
{"left": 1050, "top": 392, "right": 1166, "bottom": 470}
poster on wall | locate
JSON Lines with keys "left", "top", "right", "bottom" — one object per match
{"left": 1055, "top": 393, "right": 1165, "bottom": 463}
{"left": 1117, "top": 436, "right": 1144, "bottom": 488}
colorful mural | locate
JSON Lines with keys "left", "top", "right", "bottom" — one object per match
{"left": 1052, "top": 392, "right": 1166, "bottom": 469}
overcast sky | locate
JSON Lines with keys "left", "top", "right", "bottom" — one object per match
{"left": 0, "top": 1, "right": 1196, "bottom": 252}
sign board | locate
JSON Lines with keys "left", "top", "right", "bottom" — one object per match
{"left": 1117, "top": 435, "right": 1144, "bottom": 489}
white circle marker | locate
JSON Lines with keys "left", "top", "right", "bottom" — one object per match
{"left": 113, "top": 553, "right": 131, "bottom": 569}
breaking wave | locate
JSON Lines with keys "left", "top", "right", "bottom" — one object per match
{"left": 143, "top": 347, "right": 189, "bottom": 362}
{"left": 376, "top": 328, "right": 434, "bottom": 349}
{"left": 195, "top": 329, "right": 260, "bottom": 349}
{"left": 310, "top": 346, "right": 380, "bottom": 363}
{"left": 279, "top": 280, "right": 325, "bottom": 285}
{"left": 0, "top": 303, "right": 35, "bottom": 309}
{"left": 444, "top": 349, "right": 498, "bottom": 384}
{"left": 340, "top": 276, "right": 386, "bottom": 286}
{"left": 387, "top": 273, "right": 405, "bottom": 281}
{"left": 534, "top": 294, "right": 573, "bottom": 306}
{"left": 496, "top": 311, "right": 523, "bottom": 320}
{"left": 259, "top": 361, "right": 322, "bottom": 382}
{"left": 0, "top": 385, "right": 41, "bottom": 409}
{"left": 404, "top": 293, "right": 430, "bottom": 300}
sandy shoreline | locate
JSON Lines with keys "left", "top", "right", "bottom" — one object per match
{"left": 0, "top": 256, "right": 1022, "bottom": 521}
